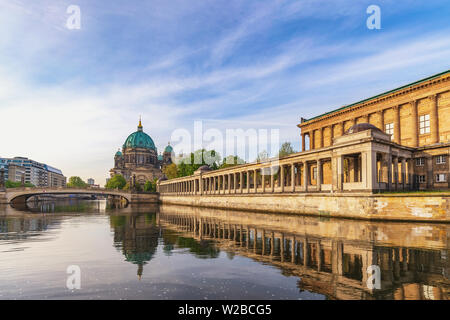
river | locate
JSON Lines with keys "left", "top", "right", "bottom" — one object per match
{"left": 0, "top": 200, "right": 448, "bottom": 300}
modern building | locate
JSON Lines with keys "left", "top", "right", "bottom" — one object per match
{"left": 110, "top": 119, "right": 173, "bottom": 185}
{"left": 87, "top": 178, "right": 95, "bottom": 185}
{"left": 7, "top": 164, "right": 26, "bottom": 183}
{"left": 0, "top": 157, "right": 66, "bottom": 187}
{"left": 297, "top": 70, "right": 450, "bottom": 190}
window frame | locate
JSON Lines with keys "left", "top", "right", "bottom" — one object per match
{"left": 419, "top": 114, "right": 430, "bottom": 135}
{"left": 436, "top": 174, "right": 447, "bottom": 183}
{"left": 385, "top": 123, "right": 394, "bottom": 140}
{"left": 436, "top": 155, "right": 447, "bottom": 165}
{"left": 415, "top": 158, "right": 425, "bottom": 166}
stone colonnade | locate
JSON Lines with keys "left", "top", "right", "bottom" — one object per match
{"left": 159, "top": 130, "right": 414, "bottom": 194}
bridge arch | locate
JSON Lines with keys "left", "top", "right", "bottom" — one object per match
{"left": 6, "top": 188, "right": 132, "bottom": 207}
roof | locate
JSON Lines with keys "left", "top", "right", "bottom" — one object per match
{"left": 302, "top": 69, "right": 450, "bottom": 124}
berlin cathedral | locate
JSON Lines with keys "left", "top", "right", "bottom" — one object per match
{"left": 110, "top": 119, "right": 173, "bottom": 185}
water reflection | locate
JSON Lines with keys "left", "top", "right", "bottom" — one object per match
{"left": 0, "top": 200, "right": 448, "bottom": 300}
{"left": 157, "top": 205, "right": 449, "bottom": 300}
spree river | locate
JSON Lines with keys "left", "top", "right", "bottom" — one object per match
{"left": 0, "top": 200, "right": 448, "bottom": 300}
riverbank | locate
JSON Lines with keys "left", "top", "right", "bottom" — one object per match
{"left": 159, "top": 192, "right": 450, "bottom": 222}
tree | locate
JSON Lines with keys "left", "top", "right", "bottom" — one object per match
{"left": 143, "top": 178, "right": 158, "bottom": 192}
{"left": 105, "top": 175, "right": 126, "bottom": 190}
{"left": 163, "top": 163, "right": 178, "bottom": 179}
{"left": 219, "top": 155, "right": 245, "bottom": 169}
{"left": 67, "top": 176, "right": 87, "bottom": 188}
{"left": 256, "top": 150, "right": 269, "bottom": 163}
{"left": 176, "top": 149, "right": 221, "bottom": 177}
{"left": 5, "top": 180, "right": 34, "bottom": 188}
{"left": 278, "top": 142, "right": 296, "bottom": 158}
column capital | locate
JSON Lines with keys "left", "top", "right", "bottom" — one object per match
{"left": 428, "top": 94, "right": 438, "bottom": 101}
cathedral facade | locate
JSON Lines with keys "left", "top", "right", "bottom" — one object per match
{"left": 110, "top": 119, "right": 173, "bottom": 185}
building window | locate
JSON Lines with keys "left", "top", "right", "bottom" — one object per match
{"left": 436, "top": 174, "right": 447, "bottom": 183}
{"left": 385, "top": 123, "right": 394, "bottom": 140}
{"left": 313, "top": 167, "right": 317, "bottom": 180}
{"left": 419, "top": 114, "right": 430, "bottom": 134}
{"left": 415, "top": 158, "right": 425, "bottom": 166}
{"left": 417, "top": 175, "right": 426, "bottom": 183}
{"left": 436, "top": 155, "right": 447, "bottom": 164}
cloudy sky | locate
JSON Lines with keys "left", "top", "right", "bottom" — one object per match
{"left": 0, "top": 0, "right": 449, "bottom": 184}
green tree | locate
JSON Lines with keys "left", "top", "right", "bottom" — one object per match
{"left": 278, "top": 142, "right": 296, "bottom": 158}
{"left": 176, "top": 149, "right": 221, "bottom": 177}
{"left": 256, "top": 150, "right": 269, "bottom": 163}
{"left": 219, "top": 155, "right": 245, "bottom": 169}
{"left": 105, "top": 175, "right": 126, "bottom": 190}
{"left": 67, "top": 176, "right": 87, "bottom": 188}
{"left": 5, "top": 180, "right": 34, "bottom": 188}
{"left": 143, "top": 178, "right": 158, "bottom": 192}
{"left": 163, "top": 163, "right": 178, "bottom": 179}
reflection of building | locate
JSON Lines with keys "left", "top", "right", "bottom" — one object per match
{"left": 0, "top": 157, "right": 66, "bottom": 187}
{"left": 110, "top": 119, "right": 173, "bottom": 185}
{"left": 110, "top": 213, "right": 160, "bottom": 279}
{"left": 298, "top": 70, "right": 450, "bottom": 190}
{"left": 159, "top": 205, "right": 450, "bottom": 300}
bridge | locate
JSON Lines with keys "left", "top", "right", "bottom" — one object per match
{"left": 0, "top": 187, "right": 158, "bottom": 206}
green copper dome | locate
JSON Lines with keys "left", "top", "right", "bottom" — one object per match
{"left": 164, "top": 144, "right": 173, "bottom": 153}
{"left": 115, "top": 150, "right": 123, "bottom": 156}
{"left": 157, "top": 154, "right": 163, "bottom": 161}
{"left": 123, "top": 120, "right": 156, "bottom": 150}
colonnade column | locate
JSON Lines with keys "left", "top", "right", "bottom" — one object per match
{"left": 393, "top": 157, "right": 399, "bottom": 190}
{"left": 316, "top": 159, "right": 322, "bottom": 191}
{"left": 303, "top": 161, "right": 308, "bottom": 192}
{"left": 280, "top": 164, "right": 285, "bottom": 192}
{"left": 401, "top": 158, "right": 406, "bottom": 190}
{"left": 239, "top": 172, "right": 243, "bottom": 193}
{"left": 261, "top": 169, "right": 266, "bottom": 193}
{"left": 253, "top": 169, "right": 257, "bottom": 193}
{"left": 291, "top": 163, "right": 295, "bottom": 192}
{"left": 246, "top": 171, "right": 250, "bottom": 193}
{"left": 271, "top": 167, "right": 275, "bottom": 192}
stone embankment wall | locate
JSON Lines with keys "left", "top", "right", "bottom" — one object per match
{"left": 159, "top": 193, "right": 450, "bottom": 222}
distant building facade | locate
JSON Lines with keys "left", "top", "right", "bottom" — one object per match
{"left": 0, "top": 157, "right": 66, "bottom": 187}
{"left": 110, "top": 119, "right": 173, "bottom": 185}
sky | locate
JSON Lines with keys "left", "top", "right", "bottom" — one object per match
{"left": 0, "top": 0, "right": 450, "bottom": 184}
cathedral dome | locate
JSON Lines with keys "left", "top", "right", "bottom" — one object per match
{"left": 115, "top": 150, "right": 123, "bottom": 157}
{"left": 123, "top": 120, "right": 156, "bottom": 150}
{"left": 164, "top": 143, "right": 173, "bottom": 153}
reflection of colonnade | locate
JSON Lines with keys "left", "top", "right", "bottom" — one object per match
{"left": 158, "top": 207, "right": 449, "bottom": 300}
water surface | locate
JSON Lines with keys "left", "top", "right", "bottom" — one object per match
{"left": 0, "top": 200, "right": 448, "bottom": 300}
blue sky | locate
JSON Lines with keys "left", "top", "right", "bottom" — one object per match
{"left": 1, "top": 0, "right": 450, "bottom": 184}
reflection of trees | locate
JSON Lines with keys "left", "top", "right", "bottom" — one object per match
{"left": 110, "top": 213, "right": 159, "bottom": 279}
{"left": 161, "top": 229, "right": 220, "bottom": 259}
